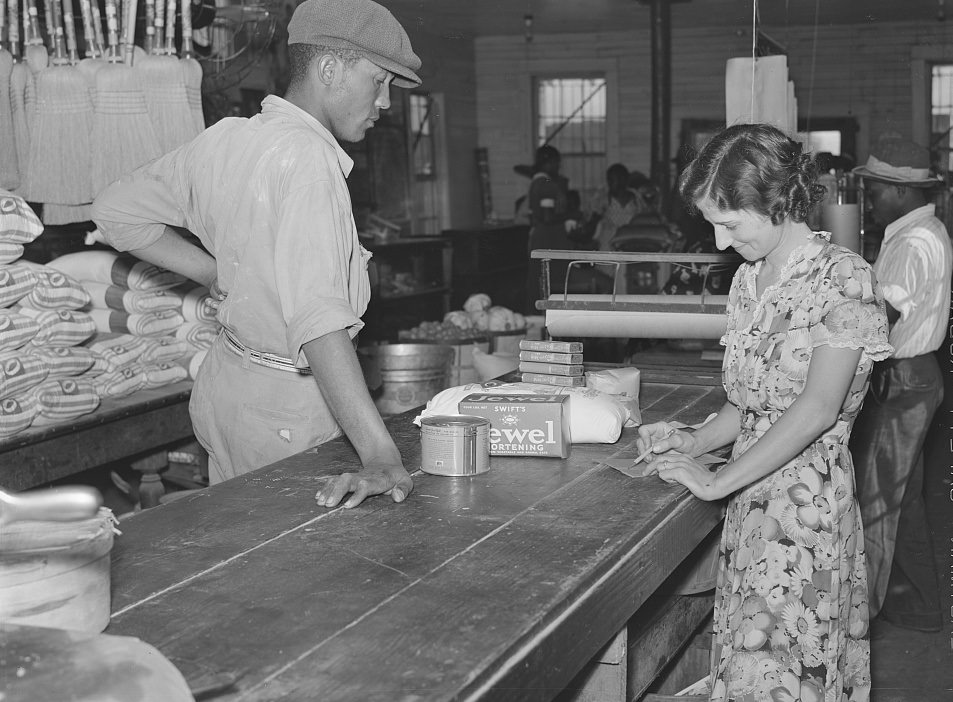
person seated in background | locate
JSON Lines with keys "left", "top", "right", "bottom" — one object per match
{"left": 585, "top": 163, "right": 649, "bottom": 250}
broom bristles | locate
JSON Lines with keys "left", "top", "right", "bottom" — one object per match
{"left": 91, "top": 61, "right": 162, "bottom": 196}
{"left": 138, "top": 54, "right": 199, "bottom": 152}
{"left": 0, "top": 49, "right": 19, "bottom": 191}
{"left": 25, "top": 64, "right": 95, "bottom": 204}
{"left": 10, "top": 63, "right": 34, "bottom": 200}
{"left": 181, "top": 57, "right": 204, "bottom": 133}
{"left": 42, "top": 202, "right": 92, "bottom": 225}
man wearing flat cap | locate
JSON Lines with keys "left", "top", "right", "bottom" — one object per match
{"left": 849, "top": 137, "right": 952, "bottom": 631}
{"left": 92, "top": 0, "right": 422, "bottom": 509}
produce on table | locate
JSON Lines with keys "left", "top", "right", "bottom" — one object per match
{"left": 401, "top": 294, "right": 526, "bottom": 341}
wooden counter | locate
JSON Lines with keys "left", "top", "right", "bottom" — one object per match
{"left": 0, "top": 381, "right": 195, "bottom": 493}
{"left": 105, "top": 376, "right": 726, "bottom": 701}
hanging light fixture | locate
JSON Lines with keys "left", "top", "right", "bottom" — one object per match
{"left": 524, "top": 13, "right": 534, "bottom": 42}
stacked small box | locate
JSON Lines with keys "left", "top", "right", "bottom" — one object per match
{"left": 518, "top": 340, "right": 585, "bottom": 387}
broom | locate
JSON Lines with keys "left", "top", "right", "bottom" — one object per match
{"left": 25, "top": 0, "right": 93, "bottom": 205}
{"left": 41, "top": 0, "right": 96, "bottom": 226}
{"left": 90, "top": 0, "right": 161, "bottom": 196}
{"left": 0, "top": 0, "right": 21, "bottom": 191}
{"left": 138, "top": 0, "right": 195, "bottom": 152}
{"left": 44, "top": 0, "right": 95, "bottom": 224}
{"left": 8, "top": 0, "right": 34, "bottom": 200}
{"left": 178, "top": 0, "right": 203, "bottom": 132}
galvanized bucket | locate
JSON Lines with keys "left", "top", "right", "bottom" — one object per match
{"left": 359, "top": 343, "right": 454, "bottom": 415}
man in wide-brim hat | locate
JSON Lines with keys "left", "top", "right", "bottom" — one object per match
{"left": 849, "top": 137, "right": 951, "bottom": 632}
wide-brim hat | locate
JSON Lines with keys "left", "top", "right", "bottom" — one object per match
{"left": 852, "top": 137, "right": 942, "bottom": 188}
{"left": 288, "top": 0, "right": 422, "bottom": 88}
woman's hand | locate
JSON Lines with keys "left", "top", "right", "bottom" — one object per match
{"left": 644, "top": 453, "right": 723, "bottom": 501}
{"left": 636, "top": 422, "right": 698, "bottom": 459}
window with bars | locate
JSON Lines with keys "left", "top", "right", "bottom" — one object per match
{"left": 931, "top": 64, "right": 953, "bottom": 175}
{"left": 535, "top": 76, "right": 607, "bottom": 210}
{"left": 410, "top": 94, "right": 436, "bottom": 179}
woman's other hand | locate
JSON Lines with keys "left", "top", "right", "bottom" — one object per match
{"left": 644, "top": 453, "right": 724, "bottom": 501}
{"left": 636, "top": 422, "right": 697, "bottom": 458}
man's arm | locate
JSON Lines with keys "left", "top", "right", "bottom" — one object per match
{"left": 93, "top": 173, "right": 218, "bottom": 289}
{"left": 126, "top": 226, "right": 218, "bottom": 290}
{"left": 306, "top": 330, "right": 413, "bottom": 509}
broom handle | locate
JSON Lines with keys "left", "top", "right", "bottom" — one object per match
{"left": 152, "top": 0, "right": 163, "bottom": 51}
{"left": 121, "top": 0, "right": 135, "bottom": 64}
{"left": 162, "top": 0, "right": 173, "bottom": 55}
{"left": 48, "top": 0, "right": 68, "bottom": 64}
{"left": 77, "top": 0, "right": 95, "bottom": 57}
{"left": 180, "top": 0, "right": 192, "bottom": 58}
{"left": 89, "top": 0, "right": 104, "bottom": 56}
{"left": 1, "top": 0, "right": 7, "bottom": 53}
{"left": 142, "top": 0, "right": 153, "bottom": 53}
{"left": 24, "top": 0, "right": 42, "bottom": 45}
{"left": 62, "top": 0, "right": 80, "bottom": 63}
{"left": 103, "top": 0, "right": 117, "bottom": 59}
{"left": 9, "top": 0, "right": 21, "bottom": 59}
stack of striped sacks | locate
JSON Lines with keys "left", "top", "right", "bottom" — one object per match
{"left": 0, "top": 190, "right": 100, "bottom": 438}
{"left": 48, "top": 251, "right": 221, "bottom": 401}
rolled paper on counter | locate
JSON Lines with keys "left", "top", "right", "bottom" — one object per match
{"left": 543, "top": 294, "right": 728, "bottom": 340}
{"left": 821, "top": 203, "right": 861, "bottom": 254}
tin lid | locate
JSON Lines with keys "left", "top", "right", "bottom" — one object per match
{"left": 420, "top": 414, "right": 490, "bottom": 429}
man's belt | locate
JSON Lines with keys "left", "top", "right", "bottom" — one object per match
{"left": 222, "top": 328, "right": 312, "bottom": 375}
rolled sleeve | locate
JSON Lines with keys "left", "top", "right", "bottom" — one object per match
{"left": 274, "top": 179, "right": 365, "bottom": 366}
{"left": 91, "top": 166, "right": 185, "bottom": 253}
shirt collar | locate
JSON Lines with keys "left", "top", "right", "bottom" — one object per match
{"left": 261, "top": 95, "right": 354, "bottom": 177}
{"left": 883, "top": 204, "right": 935, "bottom": 243}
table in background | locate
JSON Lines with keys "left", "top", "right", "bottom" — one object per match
{"left": 0, "top": 381, "right": 195, "bottom": 506}
{"left": 105, "top": 373, "right": 726, "bottom": 701}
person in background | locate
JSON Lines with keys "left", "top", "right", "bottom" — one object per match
{"left": 91, "top": 0, "right": 421, "bottom": 509}
{"left": 849, "top": 137, "right": 952, "bottom": 632}
{"left": 637, "top": 123, "right": 891, "bottom": 701}
{"left": 585, "top": 163, "right": 649, "bottom": 251}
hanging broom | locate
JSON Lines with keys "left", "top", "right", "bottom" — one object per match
{"left": 25, "top": 0, "right": 93, "bottom": 206}
{"left": 138, "top": 0, "right": 195, "bottom": 152}
{"left": 41, "top": 0, "right": 95, "bottom": 224}
{"left": 178, "top": 0, "right": 203, "bottom": 132}
{"left": 1, "top": 0, "right": 21, "bottom": 191}
{"left": 40, "top": 0, "right": 95, "bottom": 226}
{"left": 90, "top": 0, "right": 161, "bottom": 196}
{"left": 9, "top": 0, "right": 34, "bottom": 200}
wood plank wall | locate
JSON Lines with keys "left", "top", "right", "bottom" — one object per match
{"left": 474, "top": 19, "right": 953, "bottom": 221}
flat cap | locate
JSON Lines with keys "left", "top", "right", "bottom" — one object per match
{"left": 288, "top": 0, "right": 422, "bottom": 88}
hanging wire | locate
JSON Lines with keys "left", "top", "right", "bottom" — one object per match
{"left": 749, "top": 0, "right": 758, "bottom": 123}
{"left": 804, "top": 0, "right": 820, "bottom": 135}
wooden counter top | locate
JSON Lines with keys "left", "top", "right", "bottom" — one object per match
{"left": 105, "top": 377, "right": 726, "bottom": 701}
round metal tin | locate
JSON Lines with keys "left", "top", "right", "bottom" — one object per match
{"left": 419, "top": 415, "right": 490, "bottom": 477}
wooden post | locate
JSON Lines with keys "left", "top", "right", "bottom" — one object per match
{"left": 638, "top": 0, "right": 691, "bottom": 212}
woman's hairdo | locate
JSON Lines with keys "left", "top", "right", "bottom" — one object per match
{"left": 677, "top": 123, "right": 827, "bottom": 224}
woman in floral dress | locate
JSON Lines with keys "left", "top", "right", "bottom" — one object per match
{"left": 637, "top": 124, "right": 891, "bottom": 702}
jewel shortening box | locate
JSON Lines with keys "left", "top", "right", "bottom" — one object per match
{"left": 458, "top": 393, "right": 571, "bottom": 458}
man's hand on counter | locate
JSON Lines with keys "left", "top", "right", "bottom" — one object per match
{"left": 315, "top": 464, "right": 414, "bottom": 509}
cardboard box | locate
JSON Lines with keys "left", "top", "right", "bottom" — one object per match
{"left": 458, "top": 393, "right": 570, "bottom": 457}
{"left": 519, "top": 340, "right": 583, "bottom": 354}
{"left": 519, "top": 350, "right": 584, "bottom": 364}
{"left": 521, "top": 372, "right": 587, "bottom": 387}
{"left": 518, "top": 361, "right": 584, "bottom": 376}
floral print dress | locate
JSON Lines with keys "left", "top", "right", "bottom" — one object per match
{"left": 710, "top": 235, "right": 892, "bottom": 702}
